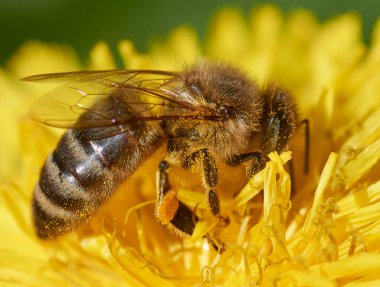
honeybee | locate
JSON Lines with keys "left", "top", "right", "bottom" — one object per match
{"left": 24, "top": 61, "right": 297, "bottom": 239}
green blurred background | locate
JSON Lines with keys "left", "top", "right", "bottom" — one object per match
{"left": 0, "top": 0, "right": 379, "bottom": 66}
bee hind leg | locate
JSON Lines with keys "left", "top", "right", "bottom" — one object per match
{"left": 158, "top": 154, "right": 226, "bottom": 253}
{"left": 156, "top": 160, "right": 197, "bottom": 236}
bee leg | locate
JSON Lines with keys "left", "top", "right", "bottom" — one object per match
{"left": 197, "top": 149, "right": 220, "bottom": 216}
{"left": 227, "top": 152, "right": 265, "bottom": 176}
{"left": 183, "top": 149, "right": 222, "bottom": 217}
{"left": 156, "top": 160, "right": 197, "bottom": 236}
{"left": 183, "top": 151, "right": 228, "bottom": 252}
{"left": 228, "top": 152, "right": 263, "bottom": 166}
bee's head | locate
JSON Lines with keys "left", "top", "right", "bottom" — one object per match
{"left": 180, "top": 61, "right": 263, "bottom": 125}
{"left": 164, "top": 61, "right": 265, "bottom": 160}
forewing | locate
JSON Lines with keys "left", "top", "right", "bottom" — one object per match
{"left": 22, "top": 69, "right": 175, "bottom": 84}
{"left": 26, "top": 70, "right": 207, "bottom": 128}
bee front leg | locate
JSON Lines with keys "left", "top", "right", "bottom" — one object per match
{"left": 156, "top": 160, "right": 197, "bottom": 236}
{"left": 228, "top": 152, "right": 265, "bottom": 177}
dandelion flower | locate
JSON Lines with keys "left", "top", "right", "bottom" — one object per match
{"left": 1, "top": 5, "right": 380, "bottom": 287}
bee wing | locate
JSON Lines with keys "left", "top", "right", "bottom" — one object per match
{"left": 24, "top": 70, "right": 215, "bottom": 128}
{"left": 22, "top": 69, "right": 175, "bottom": 84}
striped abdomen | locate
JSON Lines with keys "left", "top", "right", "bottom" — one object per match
{"left": 33, "top": 117, "right": 163, "bottom": 239}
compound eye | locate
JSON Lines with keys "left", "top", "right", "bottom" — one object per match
{"left": 216, "top": 105, "right": 237, "bottom": 120}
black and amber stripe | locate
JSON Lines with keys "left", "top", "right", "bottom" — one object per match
{"left": 33, "top": 125, "right": 163, "bottom": 239}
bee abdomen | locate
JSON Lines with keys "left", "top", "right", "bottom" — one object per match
{"left": 33, "top": 131, "right": 106, "bottom": 238}
{"left": 33, "top": 126, "right": 163, "bottom": 239}
{"left": 33, "top": 184, "right": 80, "bottom": 239}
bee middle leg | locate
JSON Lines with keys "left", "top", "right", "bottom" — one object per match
{"left": 182, "top": 149, "right": 222, "bottom": 217}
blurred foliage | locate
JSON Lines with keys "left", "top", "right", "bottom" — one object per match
{"left": 0, "top": 0, "right": 378, "bottom": 66}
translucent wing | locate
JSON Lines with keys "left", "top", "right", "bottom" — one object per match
{"left": 24, "top": 70, "right": 216, "bottom": 128}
